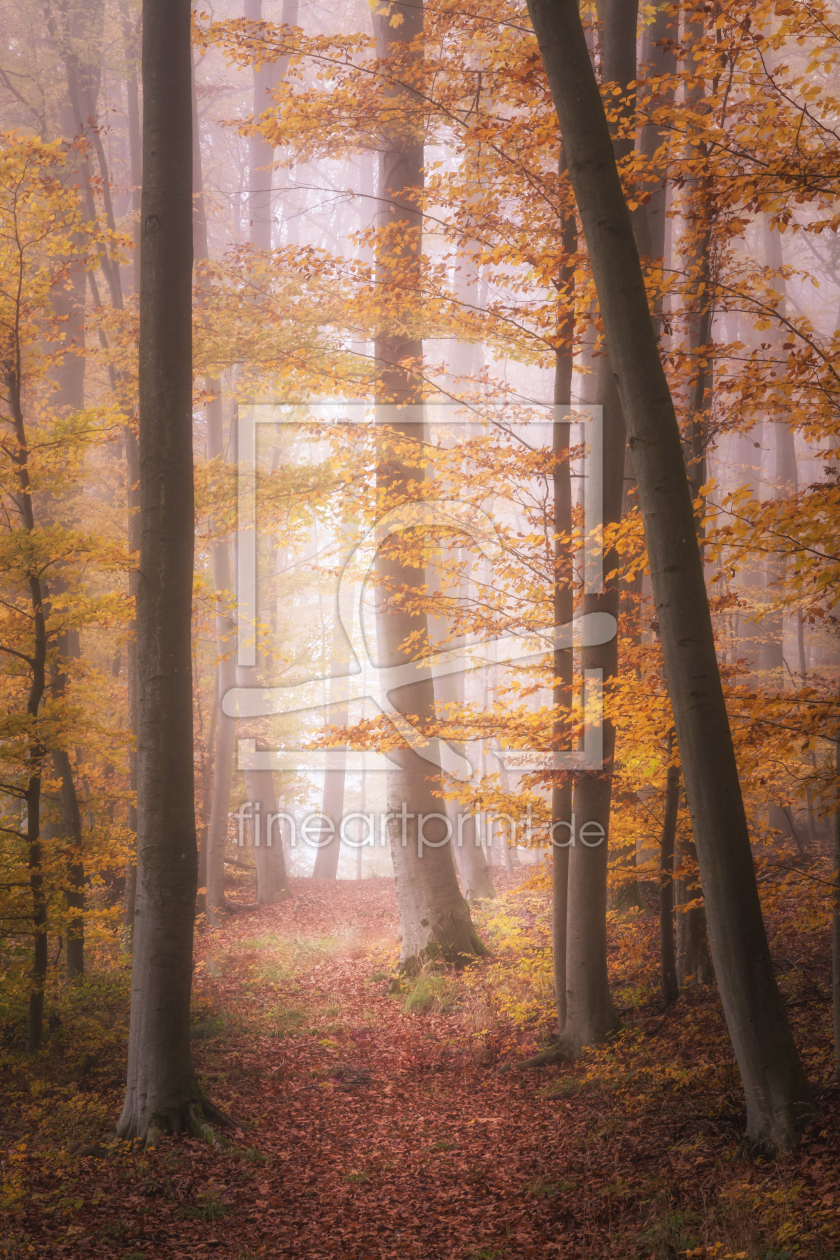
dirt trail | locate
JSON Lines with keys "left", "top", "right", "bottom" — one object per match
{"left": 5, "top": 876, "right": 839, "bottom": 1258}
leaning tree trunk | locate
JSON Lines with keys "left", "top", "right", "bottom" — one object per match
{"left": 527, "top": 0, "right": 816, "bottom": 1150}
{"left": 373, "top": 0, "right": 482, "bottom": 968}
{"left": 117, "top": 0, "right": 224, "bottom": 1142}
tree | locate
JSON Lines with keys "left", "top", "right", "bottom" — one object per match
{"left": 526, "top": 0, "right": 817, "bottom": 1150}
{"left": 117, "top": 0, "right": 225, "bottom": 1142}
{"left": 372, "top": 0, "right": 483, "bottom": 967}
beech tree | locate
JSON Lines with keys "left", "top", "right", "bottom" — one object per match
{"left": 117, "top": 0, "right": 225, "bottom": 1142}
{"left": 373, "top": 0, "right": 482, "bottom": 966}
{"left": 526, "top": 0, "right": 817, "bottom": 1150}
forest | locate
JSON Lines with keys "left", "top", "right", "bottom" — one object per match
{"left": 0, "top": 0, "right": 839, "bottom": 1255}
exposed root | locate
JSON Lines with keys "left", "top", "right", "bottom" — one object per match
{"left": 199, "top": 1098, "right": 237, "bottom": 1130}
{"left": 187, "top": 1102, "right": 233, "bottom": 1148}
{"left": 514, "top": 1044, "right": 570, "bottom": 1070}
{"left": 114, "top": 1092, "right": 238, "bottom": 1151}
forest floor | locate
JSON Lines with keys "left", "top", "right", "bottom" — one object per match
{"left": 1, "top": 870, "right": 839, "bottom": 1259}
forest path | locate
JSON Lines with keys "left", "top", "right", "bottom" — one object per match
{"left": 6, "top": 875, "right": 839, "bottom": 1258}
{"left": 186, "top": 874, "right": 591, "bottom": 1259}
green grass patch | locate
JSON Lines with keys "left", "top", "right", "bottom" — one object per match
{"left": 402, "top": 974, "right": 457, "bottom": 1015}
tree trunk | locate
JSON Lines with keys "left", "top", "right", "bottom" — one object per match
{"left": 527, "top": 0, "right": 816, "bottom": 1150}
{"left": 243, "top": 0, "right": 299, "bottom": 249}
{"left": 558, "top": 0, "right": 635, "bottom": 1058}
{"left": 674, "top": 826, "right": 713, "bottom": 986}
{"left": 550, "top": 147, "right": 576, "bottom": 1031}
{"left": 373, "top": 0, "right": 482, "bottom": 969}
{"left": 562, "top": 357, "right": 623, "bottom": 1056}
{"left": 659, "top": 734, "right": 679, "bottom": 1005}
{"left": 117, "top": 0, "right": 218, "bottom": 1142}
{"left": 429, "top": 566, "right": 495, "bottom": 901}
{"left": 312, "top": 619, "right": 349, "bottom": 880}
{"left": 243, "top": 764, "right": 290, "bottom": 900}
{"left": 193, "top": 43, "right": 236, "bottom": 920}
{"left": 8, "top": 344, "right": 49, "bottom": 1052}
{"left": 50, "top": 623, "right": 85, "bottom": 982}
{"left": 833, "top": 690, "right": 840, "bottom": 1082}
{"left": 233, "top": 0, "right": 299, "bottom": 903}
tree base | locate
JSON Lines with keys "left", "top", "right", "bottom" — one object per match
{"left": 115, "top": 1094, "right": 236, "bottom": 1149}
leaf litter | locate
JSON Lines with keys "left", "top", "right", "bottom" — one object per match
{"left": 1, "top": 873, "right": 838, "bottom": 1259}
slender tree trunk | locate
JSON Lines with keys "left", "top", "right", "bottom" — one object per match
{"left": 559, "top": 0, "right": 636, "bottom": 1058}
{"left": 192, "top": 45, "right": 237, "bottom": 919}
{"left": 834, "top": 689, "right": 840, "bottom": 1081}
{"left": 313, "top": 619, "right": 349, "bottom": 880}
{"left": 50, "top": 623, "right": 85, "bottom": 982}
{"left": 122, "top": 5, "right": 142, "bottom": 938}
{"left": 373, "top": 0, "right": 482, "bottom": 968}
{"left": 244, "top": 0, "right": 299, "bottom": 248}
{"left": 674, "top": 825, "right": 712, "bottom": 986}
{"left": 659, "top": 733, "right": 679, "bottom": 1004}
{"left": 243, "top": 764, "right": 290, "bottom": 899}
{"left": 551, "top": 148, "right": 576, "bottom": 1031}
{"left": 235, "top": 0, "right": 298, "bottom": 905}
{"left": 429, "top": 565, "right": 495, "bottom": 901}
{"left": 25, "top": 805, "right": 47, "bottom": 1053}
{"left": 197, "top": 670, "right": 218, "bottom": 912}
{"left": 9, "top": 374, "right": 49, "bottom": 1052}
{"left": 527, "top": 0, "right": 816, "bottom": 1149}
{"left": 117, "top": 0, "right": 224, "bottom": 1142}
{"left": 562, "top": 358, "right": 623, "bottom": 1056}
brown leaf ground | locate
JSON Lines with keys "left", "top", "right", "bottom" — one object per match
{"left": 1, "top": 873, "right": 839, "bottom": 1259}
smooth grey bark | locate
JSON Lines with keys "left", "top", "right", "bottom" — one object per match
{"left": 429, "top": 567, "right": 495, "bottom": 901}
{"left": 236, "top": 0, "right": 297, "bottom": 902}
{"left": 312, "top": 617, "right": 349, "bottom": 880}
{"left": 550, "top": 149, "right": 576, "bottom": 1031}
{"left": 244, "top": 0, "right": 299, "bottom": 252}
{"left": 527, "top": 0, "right": 816, "bottom": 1149}
{"left": 638, "top": 5, "right": 676, "bottom": 268}
{"left": 117, "top": 0, "right": 225, "bottom": 1142}
{"left": 674, "top": 823, "right": 713, "bottom": 986}
{"left": 241, "top": 762, "right": 290, "bottom": 900}
{"left": 834, "top": 700, "right": 840, "bottom": 1081}
{"left": 373, "top": 0, "right": 482, "bottom": 967}
{"left": 8, "top": 347, "right": 48, "bottom": 1051}
{"left": 50, "top": 623, "right": 85, "bottom": 983}
{"left": 562, "top": 356, "right": 623, "bottom": 1056}
{"left": 121, "top": 8, "right": 142, "bottom": 946}
{"left": 193, "top": 44, "right": 235, "bottom": 920}
{"left": 659, "top": 734, "right": 679, "bottom": 1005}
{"left": 557, "top": 0, "right": 635, "bottom": 1059}
{"left": 675, "top": 140, "right": 715, "bottom": 987}
{"left": 759, "top": 219, "right": 796, "bottom": 678}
